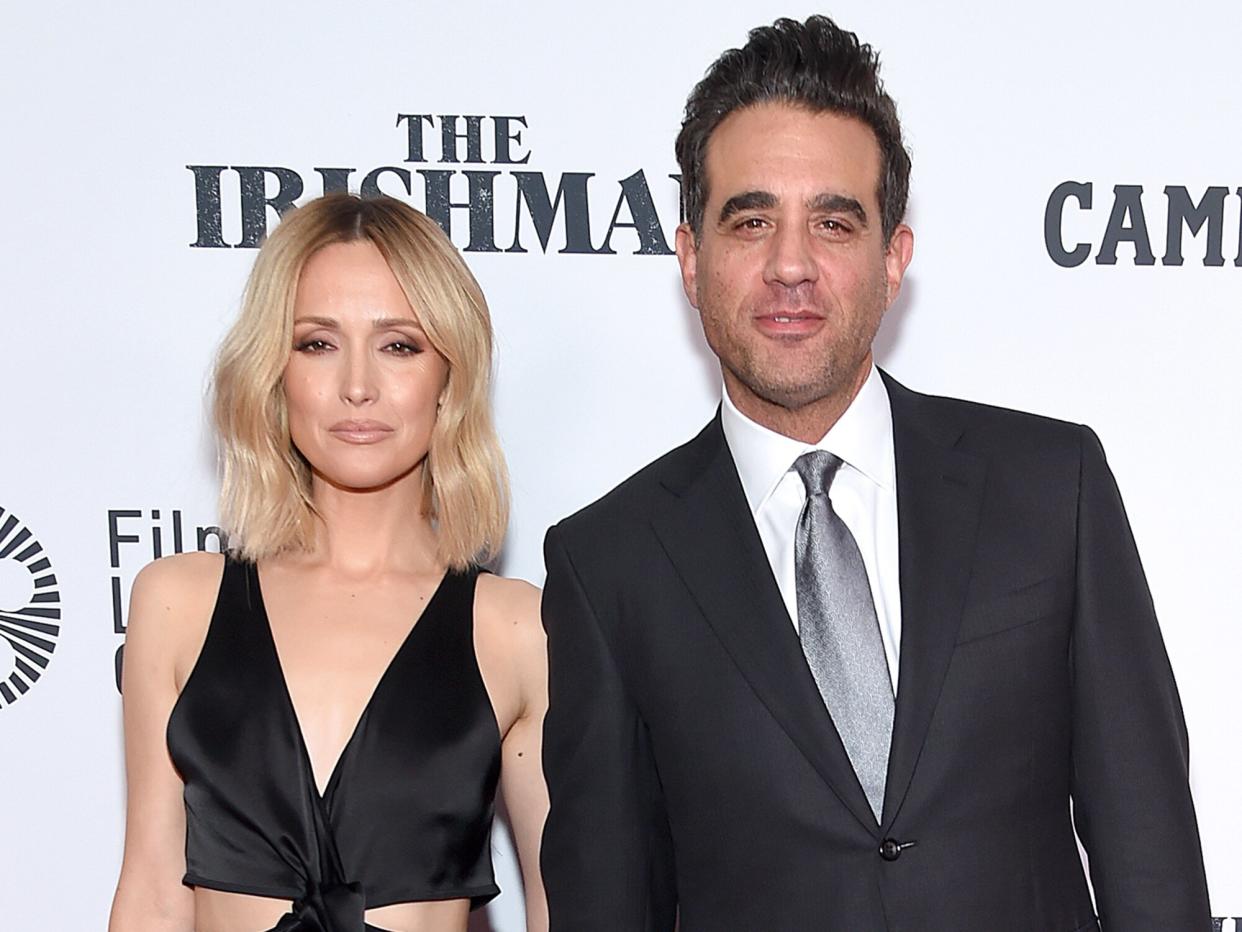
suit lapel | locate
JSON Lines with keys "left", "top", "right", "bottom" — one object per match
{"left": 651, "top": 415, "right": 879, "bottom": 834}
{"left": 880, "top": 374, "right": 987, "bottom": 831}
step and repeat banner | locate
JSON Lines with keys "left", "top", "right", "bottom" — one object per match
{"left": 2, "top": 0, "right": 1239, "bottom": 928}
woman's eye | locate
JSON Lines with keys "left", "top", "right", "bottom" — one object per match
{"left": 295, "top": 338, "right": 333, "bottom": 353}
{"left": 385, "top": 340, "right": 422, "bottom": 355}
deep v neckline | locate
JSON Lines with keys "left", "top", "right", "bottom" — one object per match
{"left": 252, "top": 562, "right": 454, "bottom": 800}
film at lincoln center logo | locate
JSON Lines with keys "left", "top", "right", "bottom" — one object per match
{"left": 0, "top": 506, "right": 60, "bottom": 707}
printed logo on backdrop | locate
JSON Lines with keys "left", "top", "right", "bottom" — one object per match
{"left": 1045, "top": 182, "right": 1242, "bottom": 267}
{"left": 189, "top": 113, "right": 682, "bottom": 255}
{"left": 0, "top": 507, "right": 60, "bottom": 708}
{"left": 109, "top": 509, "right": 227, "bottom": 693}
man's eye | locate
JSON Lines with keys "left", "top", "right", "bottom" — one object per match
{"left": 820, "top": 218, "right": 851, "bottom": 234}
{"left": 736, "top": 217, "right": 767, "bottom": 230}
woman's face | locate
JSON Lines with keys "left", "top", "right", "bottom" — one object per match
{"left": 284, "top": 240, "right": 449, "bottom": 494}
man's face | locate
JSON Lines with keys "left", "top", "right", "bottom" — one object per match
{"left": 676, "top": 102, "right": 913, "bottom": 421}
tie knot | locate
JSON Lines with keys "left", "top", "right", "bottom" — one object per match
{"left": 793, "top": 450, "right": 843, "bottom": 496}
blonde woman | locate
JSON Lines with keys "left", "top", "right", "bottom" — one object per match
{"left": 110, "top": 194, "right": 548, "bottom": 932}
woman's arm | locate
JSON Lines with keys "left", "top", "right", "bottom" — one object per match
{"left": 477, "top": 575, "right": 549, "bottom": 932}
{"left": 109, "top": 553, "right": 220, "bottom": 932}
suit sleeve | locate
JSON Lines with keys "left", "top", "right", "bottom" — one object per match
{"left": 539, "top": 524, "right": 677, "bottom": 932}
{"left": 1068, "top": 426, "right": 1212, "bottom": 930}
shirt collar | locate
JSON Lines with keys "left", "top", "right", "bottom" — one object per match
{"left": 721, "top": 365, "right": 895, "bottom": 516}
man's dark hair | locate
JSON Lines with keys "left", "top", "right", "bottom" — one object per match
{"left": 675, "top": 15, "right": 910, "bottom": 242}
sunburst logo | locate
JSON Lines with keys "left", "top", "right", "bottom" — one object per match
{"left": 0, "top": 506, "right": 60, "bottom": 707}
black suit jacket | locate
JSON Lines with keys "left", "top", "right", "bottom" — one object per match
{"left": 540, "top": 373, "right": 1210, "bottom": 932}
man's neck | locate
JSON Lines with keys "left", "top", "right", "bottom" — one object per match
{"left": 724, "top": 360, "right": 873, "bottom": 444}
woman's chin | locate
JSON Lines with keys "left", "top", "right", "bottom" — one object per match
{"left": 310, "top": 461, "right": 422, "bottom": 496}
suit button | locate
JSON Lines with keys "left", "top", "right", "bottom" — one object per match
{"left": 879, "top": 838, "right": 903, "bottom": 861}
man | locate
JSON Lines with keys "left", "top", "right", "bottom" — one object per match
{"left": 540, "top": 15, "right": 1210, "bottom": 931}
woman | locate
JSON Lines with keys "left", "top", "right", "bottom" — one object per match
{"left": 110, "top": 194, "right": 549, "bottom": 932}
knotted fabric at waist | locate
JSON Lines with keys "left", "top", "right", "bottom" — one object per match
{"left": 269, "top": 881, "right": 365, "bottom": 932}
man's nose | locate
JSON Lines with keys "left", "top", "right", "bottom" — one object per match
{"left": 763, "top": 222, "right": 819, "bottom": 288}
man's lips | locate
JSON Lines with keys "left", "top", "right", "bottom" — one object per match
{"left": 753, "top": 310, "right": 826, "bottom": 336}
{"left": 328, "top": 420, "right": 394, "bottom": 443}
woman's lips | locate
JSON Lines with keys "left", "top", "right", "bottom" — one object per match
{"left": 328, "top": 420, "right": 394, "bottom": 444}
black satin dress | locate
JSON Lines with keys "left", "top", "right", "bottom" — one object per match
{"left": 165, "top": 557, "right": 502, "bottom": 932}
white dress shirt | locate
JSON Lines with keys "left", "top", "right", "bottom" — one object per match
{"left": 720, "top": 366, "right": 902, "bottom": 690}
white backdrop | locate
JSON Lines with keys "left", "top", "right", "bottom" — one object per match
{"left": 2, "top": 1, "right": 1239, "bottom": 928}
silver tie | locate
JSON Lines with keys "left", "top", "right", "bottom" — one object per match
{"left": 793, "top": 450, "right": 894, "bottom": 823}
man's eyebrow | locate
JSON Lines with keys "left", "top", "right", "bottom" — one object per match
{"left": 808, "top": 192, "right": 869, "bottom": 226}
{"left": 718, "top": 190, "right": 777, "bottom": 223}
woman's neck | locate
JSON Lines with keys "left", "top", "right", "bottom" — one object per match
{"left": 296, "top": 466, "right": 440, "bottom": 578}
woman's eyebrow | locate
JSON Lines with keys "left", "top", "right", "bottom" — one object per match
{"left": 371, "top": 317, "right": 424, "bottom": 331}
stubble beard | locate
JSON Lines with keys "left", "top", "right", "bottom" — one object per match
{"left": 706, "top": 288, "right": 886, "bottom": 418}
{"left": 725, "top": 342, "right": 863, "bottom": 414}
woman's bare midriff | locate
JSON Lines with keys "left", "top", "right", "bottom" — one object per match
{"left": 194, "top": 888, "right": 471, "bottom": 931}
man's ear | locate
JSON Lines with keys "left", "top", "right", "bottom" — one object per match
{"left": 884, "top": 223, "right": 914, "bottom": 307}
{"left": 675, "top": 223, "right": 700, "bottom": 309}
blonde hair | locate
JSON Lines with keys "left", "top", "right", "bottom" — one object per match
{"left": 212, "top": 193, "right": 509, "bottom": 570}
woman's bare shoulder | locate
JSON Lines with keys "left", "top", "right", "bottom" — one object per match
{"left": 132, "top": 551, "right": 224, "bottom": 601}
{"left": 474, "top": 572, "right": 546, "bottom": 725}
{"left": 127, "top": 552, "right": 225, "bottom": 639}
{"left": 474, "top": 572, "right": 544, "bottom": 665}
{"left": 474, "top": 572, "right": 542, "bottom": 632}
